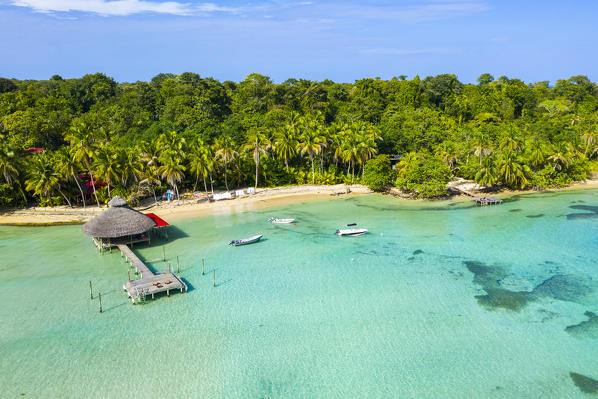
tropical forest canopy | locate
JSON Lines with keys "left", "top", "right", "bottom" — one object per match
{"left": 0, "top": 72, "right": 597, "bottom": 207}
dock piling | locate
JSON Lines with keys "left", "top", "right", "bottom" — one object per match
{"left": 213, "top": 269, "right": 215, "bottom": 287}
{"left": 98, "top": 292, "right": 103, "bottom": 313}
{"left": 162, "top": 246, "right": 165, "bottom": 262}
{"left": 202, "top": 258, "right": 205, "bottom": 275}
{"left": 89, "top": 281, "right": 93, "bottom": 300}
{"left": 177, "top": 256, "right": 180, "bottom": 273}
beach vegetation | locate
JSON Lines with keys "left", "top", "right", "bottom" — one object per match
{"left": 0, "top": 72, "right": 597, "bottom": 205}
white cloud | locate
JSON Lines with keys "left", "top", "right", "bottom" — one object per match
{"left": 10, "top": 0, "right": 239, "bottom": 16}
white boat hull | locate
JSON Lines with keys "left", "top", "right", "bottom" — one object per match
{"left": 269, "top": 218, "right": 295, "bottom": 224}
{"left": 335, "top": 228, "right": 368, "bottom": 236}
{"left": 230, "top": 234, "right": 263, "bottom": 246}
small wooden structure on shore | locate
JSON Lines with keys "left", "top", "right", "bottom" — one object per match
{"left": 448, "top": 184, "right": 503, "bottom": 206}
{"left": 474, "top": 196, "right": 503, "bottom": 206}
{"left": 82, "top": 196, "right": 187, "bottom": 304}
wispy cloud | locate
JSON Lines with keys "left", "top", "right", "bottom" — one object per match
{"left": 9, "top": 0, "right": 240, "bottom": 16}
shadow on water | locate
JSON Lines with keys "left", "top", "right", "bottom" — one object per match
{"left": 215, "top": 279, "right": 233, "bottom": 288}
{"left": 570, "top": 372, "right": 598, "bottom": 394}
{"left": 509, "top": 208, "right": 522, "bottom": 212}
{"left": 565, "top": 311, "right": 598, "bottom": 339}
{"left": 526, "top": 214, "right": 544, "bottom": 218}
{"left": 566, "top": 204, "right": 598, "bottom": 220}
{"left": 464, "top": 260, "right": 595, "bottom": 312}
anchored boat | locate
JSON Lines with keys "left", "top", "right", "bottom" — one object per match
{"left": 268, "top": 217, "right": 296, "bottom": 224}
{"left": 229, "top": 234, "right": 263, "bottom": 246}
{"left": 335, "top": 228, "right": 368, "bottom": 236}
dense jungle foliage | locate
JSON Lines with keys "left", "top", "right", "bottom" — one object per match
{"left": 0, "top": 72, "right": 597, "bottom": 206}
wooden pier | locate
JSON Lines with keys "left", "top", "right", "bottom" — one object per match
{"left": 118, "top": 244, "right": 187, "bottom": 303}
{"left": 448, "top": 184, "right": 502, "bottom": 206}
{"left": 474, "top": 196, "right": 503, "bottom": 206}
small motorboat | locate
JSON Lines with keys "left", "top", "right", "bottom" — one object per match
{"left": 335, "top": 228, "right": 368, "bottom": 236}
{"left": 268, "top": 217, "right": 296, "bottom": 224}
{"left": 229, "top": 234, "right": 263, "bottom": 246}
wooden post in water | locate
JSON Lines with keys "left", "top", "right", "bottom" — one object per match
{"left": 213, "top": 269, "right": 215, "bottom": 287}
{"left": 98, "top": 292, "right": 103, "bottom": 313}
{"left": 128, "top": 270, "right": 131, "bottom": 282}
{"left": 162, "top": 246, "right": 166, "bottom": 262}
{"left": 202, "top": 258, "right": 205, "bottom": 275}
{"left": 169, "top": 262, "right": 171, "bottom": 273}
{"left": 89, "top": 281, "right": 93, "bottom": 300}
{"left": 177, "top": 256, "right": 180, "bottom": 273}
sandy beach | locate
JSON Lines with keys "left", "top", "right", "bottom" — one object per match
{"left": 1, "top": 179, "right": 597, "bottom": 226}
{"left": 0, "top": 184, "right": 373, "bottom": 225}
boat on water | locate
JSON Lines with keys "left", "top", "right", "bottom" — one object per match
{"left": 229, "top": 234, "right": 263, "bottom": 246}
{"left": 268, "top": 217, "right": 296, "bottom": 224}
{"left": 335, "top": 228, "right": 368, "bottom": 236}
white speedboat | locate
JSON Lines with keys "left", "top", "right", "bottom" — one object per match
{"left": 268, "top": 217, "right": 295, "bottom": 224}
{"left": 229, "top": 234, "right": 263, "bottom": 246}
{"left": 335, "top": 228, "right": 368, "bottom": 236}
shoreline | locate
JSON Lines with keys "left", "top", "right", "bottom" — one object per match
{"left": 1, "top": 180, "right": 597, "bottom": 226}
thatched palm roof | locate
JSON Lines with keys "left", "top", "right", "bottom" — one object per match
{"left": 82, "top": 196, "right": 156, "bottom": 238}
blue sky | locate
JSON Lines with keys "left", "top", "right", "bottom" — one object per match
{"left": 1, "top": 0, "right": 596, "bottom": 84}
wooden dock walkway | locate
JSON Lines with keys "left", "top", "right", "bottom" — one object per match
{"left": 117, "top": 244, "right": 153, "bottom": 278}
{"left": 448, "top": 185, "right": 502, "bottom": 206}
{"left": 117, "top": 244, "right": 187, "bottom": 303}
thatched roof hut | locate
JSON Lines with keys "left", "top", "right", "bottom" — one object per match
{"left": 82, "top": 196, "right": 156, "bottom": 238}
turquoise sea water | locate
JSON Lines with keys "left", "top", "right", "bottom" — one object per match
{"left": 1, "top": 190, "right": 597, "bottom": 398}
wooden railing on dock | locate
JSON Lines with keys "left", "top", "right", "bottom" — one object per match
{"left": 117, "top": 244, "right": 187, "bottom": 303}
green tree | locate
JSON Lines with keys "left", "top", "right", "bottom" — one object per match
{"left": 363, "top": 154, "right": 392, "bottom": 191}
{"left": 214, "top": 135, "right": 238, "bottom": 190}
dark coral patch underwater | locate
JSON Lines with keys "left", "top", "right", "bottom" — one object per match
{"left": 570, "top": 372, "right": 598, "bottom": 394}
{"left": 464, "top": 261, "right": 595, "bottom": 311}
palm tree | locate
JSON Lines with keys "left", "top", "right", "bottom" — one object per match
{"left": 581, "top": 131, "right": 597, "bottom": 157}
{"left": 475, "top": 157, "right": 498, "bottom": 187}
{"left": 471, "top": 134, "right": 493, "bottom": 165}
{"left": 188, "top": 139, "right": 211, "bottom": 193}
{"left": 55, "top": 147, "right": 86, "bottom": 207}
{"left": 93, "top": 145, "right": 119, "bottom": 199}
{"left": 138, "top": 141, "right": 161, "bottom": 204}
{"left": 116, "top": 148, "right": 143, "bottom": 188}
{"left": 497, "top": 151, "right": 530, "bottom": 188}
{"left": 214, "top": 135, "right": 238, "bottom": 191}
{"left": 64, "top": 122, "right": 100, "bottom": 206}
{"left": 547, "top": 144, "right": 573, "bottom": 172}
{"left": 274, "top": 125, "right": 297, "bottom": 172}
{"left": 25, "top": 153, "right": 65, "bottom": 205}
{"left": 158, "top": 151, "right": 186, "bottom": 200}
{"left": 524, "top": 138, "right": 548, "bottom": 169}
{"left": 297, "top": 124, "right": 326, "bottom": 184}
{"left": 0, "top": 144, "right": 20, "bottom": 185}
{"left": 244, "top": 129, "right": 270, "bottom": 188}
{"left": 157, "top": 130, "right": 186, "bottom": 154}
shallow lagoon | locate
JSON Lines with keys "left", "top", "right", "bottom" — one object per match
{"left": 1, "top": 190, "right": 597, "bottom": 398}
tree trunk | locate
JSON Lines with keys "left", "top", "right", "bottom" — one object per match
{"left": 73, "top": 173, "right": 86, "bottom": 208}
{"left": 255, "top": 156, "right": 259, "bottom": 189}
{"left": 209, "top": 173, "right": 214, "bottom": 194}
{"left": 58, "top": 188, "right": 72, "bottom": 207}
{"left": 351, "top": 161, "right": 355, "bottom": 183}
{"left": 224, "top": 159, "right": 229, "bottom": 190}
{"left": 89, "top": 170, "right": 100, "bottom": 207}
{"left": 285, "top": 158, "right": 289, "bottom": 172}
{"left": 311, "top": 154, "right": 315, "bottom": 184}
{"left": 203, "top": 175, "right": 208, "bottom": 194}
{"left": 193, "top": 173, "right": 199, "bottom": 192}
